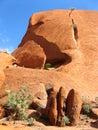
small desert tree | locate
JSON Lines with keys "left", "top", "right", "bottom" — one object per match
{"left": 69, "top": 7, "right": 76, "bottom": 17}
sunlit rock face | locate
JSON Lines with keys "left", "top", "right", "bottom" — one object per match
{"left": 0, "top": 51, "right": 16, "bottom": 89}
{"left": 11, "top": 10, "right": 98, "bottom": 99}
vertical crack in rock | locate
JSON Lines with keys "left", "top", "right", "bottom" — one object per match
{"left": 71, "top": 18, "right": 79, "bottom": 48}
{"left": 72, "top": 18, "right": 79, "bottom": 41}
{"left": 69, "top": 8, "right": 79, "bottom": 48}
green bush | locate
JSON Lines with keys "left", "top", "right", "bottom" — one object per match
{"left": 4, "top": 86, "right": 31, "bottom": 120}
{"left": 72, "top": 23, "right": 78, "bottom": 29}
{"left": 45, "top": 63, "right": 52, "bottom": 69}
{"left": 82, "top": 104, "right": 92, "bottom": 114}
{"left": 69, "top": 7, "right": 76, "bottom": 16}
{"left": 63, "top": 116, "right": 70, "bottom": 125}
{"left": 70, "top": 7, "right": 76, "bottom": 12}
{"left": 82, "top": 96, "right": 92, "bottom": 115}
{"left": 95, "top": 97, "right": 98, "bottom": 102}
{"left": 27, "top": 117, "right": 35, "bottom": 126}
{"left": 82, "top": 96, "right": 86, "bottom": 104}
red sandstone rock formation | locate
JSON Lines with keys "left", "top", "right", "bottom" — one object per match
{"left": 42, "top": 87, "right": 82, "bottom": 127}
{"left": 12, "top": 10, "right": 78, "bottom": 68}
{"left": 0, "top": 51, "right": 16, "bottom": 70}
{"left": 91, "top": 108, "right": 98, "bottom": 119}
{"left": 0, "top": 125, "right": 34, "bottom": 130}
{"left": 32, "top": 83, "right": 47, "bottom": 109}
{"left": 12, "top": 40, "right": 46, "bottom": 68}
{"left": 0, "top": 10, "right": 97, "bottom": 129}
{"left": 0, "top": 10, "right": 97, "bottom": 126}
{"left": 11, "top": 10, "right": 98, "bottom": 99}
{"left": 0, "top": 70, "right": 5, "bottom": 89}
{"left": 57, "top": 87, "right": 66, "bottom": 126}
{"left": 0, "top": 52, "right": 16, "bottom": 89}
{"left": 41, "top": 89, "right": 58, "bottom": 125}
{"left": 48, "top": 90, "right": 58, "bottom": 125}
{"left": 0, "top": 104, "right": 5, "bottom": 119}
{"left": 66, "top": 89, "right": 82, "bottom": 126}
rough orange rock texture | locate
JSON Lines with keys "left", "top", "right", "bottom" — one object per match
{"left": 57, "top": 87, "right": 66, "bottom": 126}
{"left": 0, "top": 10, "right": 97, "bottom": 102}
{"left": 12, "top": 10, "right": 98, "bottom": 99}
{"left": 66, "top": 89, "right": 82, "bottom": 126}
{"left": 0, "top": 52, "right": 16, "bottom": 89}
{"left": 47, "top": 90, "right": 57, "bottom": 125}
{"left": 0, "top": 125, "right": 33, "bottom": 130}
{"left": 0, "top": 52, "right": 16, "bottom": 70}
{"left": 12, "top": 40, "right": 46, "bottom": 68}
{"left": 0, "top": 10, "right": 98, "bottom": 130}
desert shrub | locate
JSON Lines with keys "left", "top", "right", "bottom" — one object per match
{"left": 82, "top": 97, "right": 92, "bottom": 115}
{"left": 69, "top": 7, "right": 76, "bottom": 17}
{"left": 45, "top": 63, "right": 52, "bottom": 69}
{"left": 63, "top": 116, "right": 70, "bottom": 125}
{"left": 72, "top": 23, "right": 78, "bottom": 29}
{"left": 82, "top": 104, "right": 92, "bottom": 114}
{"left": 95, "top": 97, "right": 98, "bottom": 103}
{"left": 82, "top": 96, "right": 87, "bottom": 104}
{"left": 70, "top": 7, "right": 76, "bottom": 11}
{"left": 4, "top": 86, "right": 31, "bottom": 120}
{"left": 27, "top": 117, "right": 35, "bottom": 126}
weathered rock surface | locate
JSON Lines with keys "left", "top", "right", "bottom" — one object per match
{"left": 0, "top": 125, "right": 34, "bottom": 130}
{"left": 66, "top": 89, "right": 82, "bottom": 126}
{"left": 0, "top": 70, "right": 5, "bottom": 89}
{"left": 1, "top": 64, "right": 97, "bottom": 104}
{"left": 11, "top": 10, "right": 98, "bottom": 100}
{"left": 57, "top": 10, "right": 98, "bottom": 99}
{"left": 0, "top": 66, "right": 79, "bottom": 103}
{"left": 42, "top": 89, "right": 57, "bottom": 125}
{"left": 0, "top": 104, "right": 5, "bottom": 119}
{"left": 12, "top": 10, "right": 78, "bottom": 68}
{"left": 91, "top": 108, "right": 98, "bottom": 119}
{"left": 0, "top": 51, "right": 16, "bottom": 89}
{"left": 42, "top": 87, "right": 83, "bottom": 127}
{"left": 0, "top": 51, "right": 16, "bottom": 70}
{"left": 57, "top": 87, "right": 66, "bottom": 126}
{"left": 0, "top": 10, "right": 98, "bottom": 129}
{"left": 12, "top": 40, "right": 46, "bottom": 68}
{"left": 31, "top": 83, "right": 47, "bottom": 109}
{"left": 28, "top": 109, "right": 41, "bottom": 120}
{"left": 48, "top": 90, "right": 58, "bottom": 125}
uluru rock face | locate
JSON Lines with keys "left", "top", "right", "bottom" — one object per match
{"left": 18, "top": 10, "right": 77, "bottom": 50}
{"left": 0, "top": 10, "right": 98, "bottom": 129}
{"left": 5, "top": 10, "right": 98, "bottom": 99}
{"left": 12, "top": 10, "right": 79, "bottom": 68}
{"left": 12, "top": 10, "right": 98, "bottom": 99}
